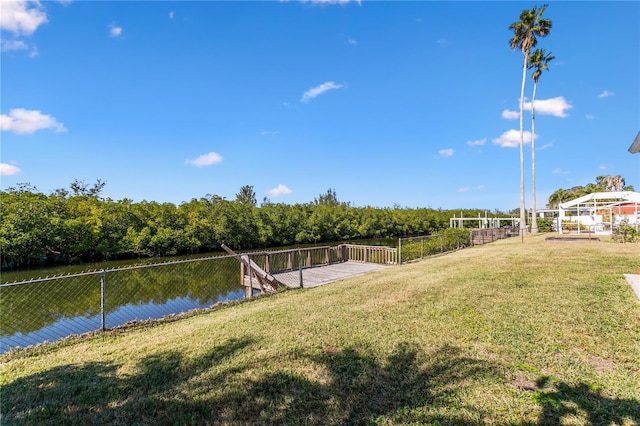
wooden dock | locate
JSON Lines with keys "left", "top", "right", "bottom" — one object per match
{"left": 273, "top": 261, "right": 388, "bottom": 289}
{"left": 229, "top": 244, "right": 397, "bottom": 295}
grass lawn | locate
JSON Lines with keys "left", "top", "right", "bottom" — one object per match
{"left": 2, "top": 234, "right": 639, "bottom": 425}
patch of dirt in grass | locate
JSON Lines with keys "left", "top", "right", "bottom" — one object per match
{"left": 321, "top": 346, "right": 343, "bottom": 354}
{"left": 586, "top": 355, "right": 616, "bottom": 373}
{"left": 510, "top": 377, "right": 538, "bottom": 391}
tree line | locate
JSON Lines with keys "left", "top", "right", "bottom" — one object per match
{"left": 1, "top": 182, "right": 498, "bottom": 270}
{"left": 547, "top": 175, "right": 634, "bottom": 209}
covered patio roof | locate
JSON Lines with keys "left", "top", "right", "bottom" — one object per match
{"left": 559, "top": 191, "right": 640, "bottom": 210}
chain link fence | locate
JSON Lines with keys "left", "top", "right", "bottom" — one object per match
{"left": 0, "top": 254, "right": 246, "bottom": 353}
{"left": 398, "top": 231, "right": 472, "bottom": 264}
{"left": 1, "top": 231, "right": 516, "bottom": 353}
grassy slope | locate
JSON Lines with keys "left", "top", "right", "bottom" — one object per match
{"left": 1, "top": 234, "right": 639, "bottom": 425}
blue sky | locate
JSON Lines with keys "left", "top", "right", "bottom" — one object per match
{"left": 1, "top": 0, "right": 639, "bottom": 211}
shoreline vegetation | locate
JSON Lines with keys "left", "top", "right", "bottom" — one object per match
{"left": 1, "top": 184, "right": 529, "bottom": 272}
{"left": 2, "top": 234, "right": 639, "bottom": 424}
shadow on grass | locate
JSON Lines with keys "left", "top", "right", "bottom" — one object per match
{"left": 533, "top": 377, "right": 640, "bottom": 425}
{"left": 2, "top": 340, "right": 504, "bottom": 425}
{"left": 13, "top": 340, "right": 637, "bottom": 424}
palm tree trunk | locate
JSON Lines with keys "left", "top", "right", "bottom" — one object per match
{"left": 519, "top": 53, "right": 528, "bottom": 235}
{"left": 530, "top": 82, "right": 539, "bottom": 233}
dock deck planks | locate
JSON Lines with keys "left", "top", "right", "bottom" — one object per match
{"left": 273, "top": 261, "right": 388, "bottom": 289}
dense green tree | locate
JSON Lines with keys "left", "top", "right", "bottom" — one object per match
{"left": 235, "top": 185, "right": 257, "bottom": 207}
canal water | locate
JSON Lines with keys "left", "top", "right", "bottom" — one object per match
{"left": 1, "top": 239, "right": 397, "bottom": 353}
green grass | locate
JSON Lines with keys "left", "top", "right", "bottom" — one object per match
{"left": 2, "top": 234, "right": 639, "bottom": 425}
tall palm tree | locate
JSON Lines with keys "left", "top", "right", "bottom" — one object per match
{"left": 528, "top": 48, "right": 554, "bottom": 233}
{"left": 509, "top": 5, "right": 552, "bottom": 235}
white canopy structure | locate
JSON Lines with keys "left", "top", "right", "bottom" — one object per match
{"left": 558, "top": 191, "right": 640, "bottom": 234}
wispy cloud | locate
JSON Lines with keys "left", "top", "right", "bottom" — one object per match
{"left": 457, "top": 187, "right": 469, "bottom": 193}
{"left": 347, "top": 38, "right": 357, "bottom": 46}
{"left": 169, "top": 11, "right": 175, "bottom": 19}
{"left": 0, "top": 0, "right": 48, "bottom": 36}
{"left": 266, "top": 184, "right": 293, "bottom": 197}
{"left": 492, "top": 129, "right": 535, "bottom": 148}
{"left": 438, "top": 148, "right": 454, "bottom": 158}
{"left": 301, "top": 81, "right": 344, "bottom": 103}
{"left": 553, "top": 168, "right": 569, "bottom": 175}
{"left": 0, "top": 108, "right": 67, "bottom": 134}
{"left": 109, "top": 23, "right": 123, "bottom": 37}
{"left": 538, "top": 142, "right": 553, "bottom": 150}
{"left": 1, "top": 39, "right": 38, "bottom": 57}
{"left": 599, "top": 165, "right": 607, "bottom": 170}
{"left": 466, "top": 138, "right": 486, "bottom": 147}
{"left": 0, "top": 163, "right": 21, "bottom": 176}
{"left": 261, "top": 130, "right": 280, "bottom": 136}
{"left": 598, "top": 90, "right": 614, "bottom": 99}
{"left": 185, "top": 152, "right": 223, "bottom": 167}
{"left": 586, "top": 113, "right": 596, "bottom": 120}
{"left": 306, "top": 0, "right": 361, "bottom": 4}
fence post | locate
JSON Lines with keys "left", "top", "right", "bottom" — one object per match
{"left": 298, "top": 249, "right": 303, "bottom": 288}
{"left": 247, "top": 254, "right": 253, "bottom": 298}
{"left": 100, "top": 270, "right": 106, "bottom": 332}
{"left": 398, "top": 238, "right": 402, "bottom": 265}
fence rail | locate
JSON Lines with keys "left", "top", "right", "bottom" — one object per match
{"left": 470, "top": 227, "right": 520, "bottom": 245}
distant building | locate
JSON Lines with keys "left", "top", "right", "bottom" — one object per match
{"left": 557, "top": 191, "right": 640, "bottom": 235}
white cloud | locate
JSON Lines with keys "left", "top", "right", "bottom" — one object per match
{"left": 109, "top": 23, "right": 123, "bottom": 37}
{"left": 439, "top": 148, "right": 454, "bottom": 158}
{"left": 0, "top": 0, "right": 48, "bottom": 36}
{"left": 502, "top": 109, "right": 519, "bottom": 120}
{"left": 169, "top": 11, "right": 175, "bottom": 19}
{"left": 503, "top": 97, "right": 573, "bottom": 119}
{"left": 492, "top": 129, "right": 535, "bottom": 148}
{"left": 0, "top": 163, "right": 21, "bottom": 176}
{"left": 261, "top": 130, "right": 280, "bottom": 135}
{"left": 266, "top": 184, "right": 293, "bottom": 197}
{"left": 524, "top": 96, "right": 573, "bottom": 117}
{"left": 586, "top": 113, "right": 595, "bottom": 120}
{"left": 347, "top": 38, "right": 357, "bottom": 46}
{"left": 466, "top": 138, "right": 486, "bottom": 147}
{"left": 553, "top": 168, "right": 569, "bottom": 175}
{"left": 598, "top": 90, "right": 614, "bottom": 99}
{"left": 0, "top": 108, "right": 67, "bottom": 134}
{"left": 476, "top": 185, "right": 485, "bottom": 191}
{"left": 185, "top": 152, "right": 223, "bottom": 167}
{"left": 457, "top": 187, "right": 469, "bottom": 193}
{"left": 301, "top": 81, "right": 344, "bottom": 103}
{"left": 599, "top": 165, "right": 607, "bottom": 170}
